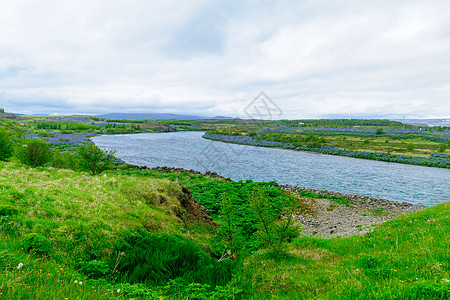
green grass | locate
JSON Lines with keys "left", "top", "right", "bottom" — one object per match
{"left": 1, "top": 161, "right": 449, "bottom": 299}
{"left": 238, "top": 201, "right": 450, "bottom": 299}
{"left": 0, "top": 161, "right": 219, "bottom": 299}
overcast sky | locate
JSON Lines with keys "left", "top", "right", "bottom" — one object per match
{"left": 1, "top": 0, "right": 449, "bottom": 119}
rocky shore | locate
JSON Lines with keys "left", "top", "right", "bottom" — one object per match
{"left": 282, "top": 185, "right": 425, "bottom": 238}
{"left": 133, "top": 165, "right": 232, "bottom": 181}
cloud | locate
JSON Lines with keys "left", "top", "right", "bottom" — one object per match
{"left": 0, "top": 0, "right": 449, "bottom": 118}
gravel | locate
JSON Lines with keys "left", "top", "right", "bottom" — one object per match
{"left": 281, "top": 185, "right": 425, "bottom": 238}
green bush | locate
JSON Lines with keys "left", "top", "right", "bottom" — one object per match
{"left": 116, "top": 231, "right": 235, "bottom": 287}
{"left": 16, "top": 138, "right": 52, "bottom": 167}
{"left": 163, "top": 278, "right": 243, "bottom": 300}
{"left": 51, "top": 150, "right": 79, "bottom": 170}
{"left": 249, "top": 187, "right": 300, "bottom": 256}
{"left": 21, "top": 233, "right": 52, "bottom": 256}
{"left": 76, "top": 143, "right": 117, "bottom": 175}
{"left": 79, "top": 260, "right": 111, "bottom": 279}
{"left": 0, "top": 128, "right": 14, "bottom": 161}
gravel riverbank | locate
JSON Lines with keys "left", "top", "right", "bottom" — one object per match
{"left": 282, "top": 185, "right": 425, "bottom": 238}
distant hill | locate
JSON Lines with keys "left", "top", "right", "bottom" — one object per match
{"left": 392, "top": 118, "right": 450, "bottom": 127}
{"left": 97, "top": 113, "right": 233, "bottom": 120}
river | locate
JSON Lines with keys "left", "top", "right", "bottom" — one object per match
{"left": 92, "top": 131, "right": 450, "bottom": 206}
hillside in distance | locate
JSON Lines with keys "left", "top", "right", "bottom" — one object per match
{"left": 97, "top": 113, "right": 234, "bottom": 120}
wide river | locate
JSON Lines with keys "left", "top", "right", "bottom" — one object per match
{"left": 92, "top": 131, "right": 450, "bottom": 206}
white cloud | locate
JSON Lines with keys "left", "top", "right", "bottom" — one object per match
{"left": 0, "top": 0, "right": 449, "bottom": 118}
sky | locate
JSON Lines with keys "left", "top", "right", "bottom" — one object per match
{"left": 1, "top": 0, "right": 450, "bottom": 119}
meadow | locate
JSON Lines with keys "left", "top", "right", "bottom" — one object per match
{"left": 1, "top": 114, "right": 449, "bottom": 299}
{"left": 1, "top": 162, "right": 449, "bottom": 299}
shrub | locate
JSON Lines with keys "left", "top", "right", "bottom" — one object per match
{"left": 16, "top": 138, "right": 52, "bottom": 167}
{"left": 79, "top": 260, "right": 111, "bottom": 279}
{"left": 215, "top": 194, "right": 244, "bottom": 256}
{"left": 76, "top": 143, "right": 117, "bottom": 175}
{"left": 163, "top": 278, "right": 243, "bottom": 300}
{"left": 21, "top": 233, "right": 52, "bottom": 256}
{"left": 116, "top": 231, "right": 235, "bottom": 287}
{"left": 249, "top": 187, "right": 300, "bottom": 256}
{"left": 0, "top": 128, "right": 13, "bottom": 161}
{"left": 51, "top": 150, "right": 79, "bottom": 170}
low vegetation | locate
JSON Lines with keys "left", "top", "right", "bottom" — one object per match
{"left": 205, "top": 125, "right": 450, "bottom": 168}
{"left": 1, "top": 114, "right": 449, "bottom": 299}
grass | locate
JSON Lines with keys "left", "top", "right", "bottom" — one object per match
{"left": 324, "top": 135, "right": 448, "bottom": 157}
{"left": 238, "top": 201, "right": 450, "bottom": 299}
{"left": 1, "top": 160, "right": 449, "bottom": 299}
{"left": 0, "top": 161, "right": 218, "bottom": 299}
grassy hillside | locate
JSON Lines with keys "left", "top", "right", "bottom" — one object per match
{"left": 0, "top": 162, "right": 221, "bottom": 299}
{"left": 1, "top": 162, "right": 449, "bottom": 299}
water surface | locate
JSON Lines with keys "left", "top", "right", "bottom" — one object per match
{"left": 92, "top": 132, "right": 450, "bottom": 206}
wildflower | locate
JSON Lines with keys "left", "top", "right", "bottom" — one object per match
{"left": 17, "top": 263, "right": 23, "bottom": 269}
{"left": 117, "top": 289, "right": 120, "bottom": 293}
{"left": 355, "top": 269, "right": 359, "bottom": 272}
{"left": 79, "top": 281, "right": 82, "bottom": 285}
{"left": 74, "top": 280, "right": 78, "bottom": 284}
{"left": 443, "top": 279, "right": 450, "bottom": 283}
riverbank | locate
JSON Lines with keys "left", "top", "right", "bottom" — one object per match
{"left": 282, "top": 185, "right": 425, "bottom": 238}
{"left": 131, "top": 165, "right": 425, "bottom": 238}
{"left": 203, "top": 133, "right": 450, "bottom": 169}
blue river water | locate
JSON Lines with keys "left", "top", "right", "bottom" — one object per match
{"left": 92, "top": 131, "right": 450, "bottom": 206}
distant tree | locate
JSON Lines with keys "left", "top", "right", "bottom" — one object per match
{"left": 0, "top": 128, "right": 14, "bottom": 161}
{"left": 0, "top": 108, "right": 5, "bottom": 113}
{"left": 16, "top": 138, "right": 52, "bottom": 167}
{"left": 76, "top": 143, "right": 117, "bottom": 175}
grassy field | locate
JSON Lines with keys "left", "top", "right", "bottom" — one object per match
{"left": 0, "top": 162, "right": 449, "bottom": 299}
